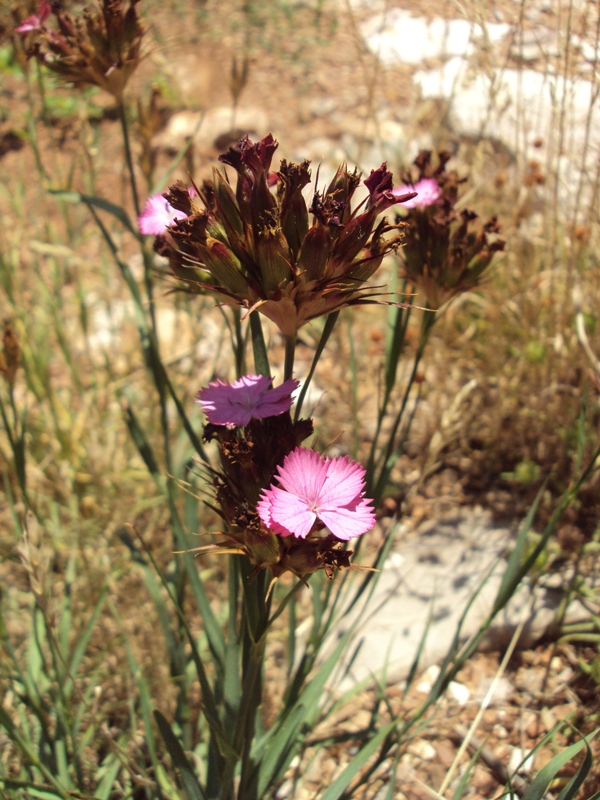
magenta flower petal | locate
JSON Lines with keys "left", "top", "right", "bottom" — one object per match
{"left": 275, "top": 447, "right": 328, "bottom": 499}
{"left": 393, "top": 178, "right": 441, "bottom": 208}
{"left": 16, "top": 15, "right": 42, "bottom": 31}
{"left": 258, "top": 447, "right": 376, "bottom": 540}
{"left": 138, "top": 193, "right": 188, "bottom": 235}
{"left": 197, "top": 374, "right": 299, "bottom": 426}
{"left": 318, "top": 499, "right": 377, "bottom": 541}
{"left": 16, "top": 0, "right": 52, "bottom": 32}
{"left": 257, "top": 488, "right": 316, "bottom": 538}
{"left": 319, "top": 456, "right": 367, "bottom": 508}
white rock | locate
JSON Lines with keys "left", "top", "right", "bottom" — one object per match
{"left": 361, "top": 10, "right": 509, "bottom": 66}
{"left": 474, "top": 676, "right": 514, "bottom": 705}
{"left": 408, "top": 740, "right": 437, "bottom": 761}
{"left": 416, "top": 664, "right": 441, "bottom": 694}
{"left": 508, "top": 747, "right": 536, "bottom": 776}
{"left": 448, "top": 680, "right": 471, "bottom": 705}
{"left": 414, "top": 59, "right": 600, "bottom": 215}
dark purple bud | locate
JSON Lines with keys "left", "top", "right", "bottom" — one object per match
{"left": 364, "top": 163, "right": 398, "bottom": 211}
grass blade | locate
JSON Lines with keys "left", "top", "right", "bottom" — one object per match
{"left": 50, "top": 190, "right": 138, "bottom": 236}
{"left": 520, "top": 728, "right": 598, "bottom": 800}
{"left": 319, "top": 720, "right": 397, "bottom": 800}
{"left": 154, "top": 710, "right": 207, "bottom": 800}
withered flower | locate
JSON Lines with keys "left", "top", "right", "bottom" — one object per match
{"left": 154, "top": 135, "right": 416, "bottom": 337}
{"left": 16, "top": 0, "right": 144, "bottom": 101}
{"left": 397, "top": 151, "right": 505, "bottom": 308}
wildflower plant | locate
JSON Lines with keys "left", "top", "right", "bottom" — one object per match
{"left": 3, "top": 10, "right": 598, "bottom": 796}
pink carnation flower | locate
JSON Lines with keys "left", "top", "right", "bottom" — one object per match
{"left": 197, "top": 374, "right": 299, "bottom": 427}
{"left": 138, "top": 193, "right": 189, "bottom": 235}
{"left": 392, "top": 178, "right": 441, "bottom": 209}
{"left": 15, "top": 0, "right": 52, "bottom": 32}
{"left": 257, "top": 447, "right": 376, "bottom": 540}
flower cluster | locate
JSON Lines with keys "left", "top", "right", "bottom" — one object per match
{"left": 152, "top": 134, "right": 416, "bottom": 337}
{"left": 396, "top": 151, "right": 505, "bottom": 308}
{"left": 15, "top": 0, "right": 144, "bottom": 101}
{"left": 195, "top": 373, "right": 375, "bottom": 580}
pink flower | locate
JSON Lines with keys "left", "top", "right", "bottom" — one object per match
{"left": 138, "top": 193, "right": 189, "bottom": 235}
{"left": 15, "top": 0, "right": 52, "bottom": 32}
{"left": 257, "top": 447, "right": 376, "bottom": 540}
{"left": 197, "top": 374, "right": 299, "bottom": 427}
{"left": 393, "top": 178, "right": 441, "bottom": 209}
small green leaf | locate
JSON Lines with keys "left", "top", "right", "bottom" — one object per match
{"left": 154, "top": 710, "right": 207, "bottom": 800}
{"left": 49, "top": 190, "right": 138, "bottom": 236}
{"left": 520, "top": 728, "right": 599, "bottom": 800}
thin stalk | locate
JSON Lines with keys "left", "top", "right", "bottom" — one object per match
{"left": 284, "top": 334, "right": 296, "bottom": 381}
{"left": 117, "top": 100, "right": 141, "bottom": 218}
{"left": 250, "top": 311, "right": 270, "bottom": 377}
{"left": 294, "top": 311, "right": 340, "bottom": 421}
{"left": 370, "top": 308, "right": 436, "bottom": 503}
{"left": 233, "top": 306, "right": 246, "bottom": 378}
{"left": 366, "top": 283, "right": 412, "bottom": 482}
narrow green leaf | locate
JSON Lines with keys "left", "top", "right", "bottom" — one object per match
{"left": 122, "top": 401, "right": 161, "bottom": 479}
{"left": 137, "top": 539, "right": 229, "bottom": 754}
{"left": 174, "top": 494, "right": 225, "bottom": 671}
{"left": 493, "top": 477, "right": 549, "bottom": 612}
{"left": 520, "top": 729, "right": 598, "bottom": 800}
{"left": 249, "top": 311, "right": 270, "bottom": 378}
{"left": 294, "top": 311, "right": 339, "bottom": 421}
{"left": 256, "top": 625, "right": 357, "bottom": 795}
{"left": 154, "top": 710, "right": 207, "bottom": 800}
{"left": 554, "top": 734, "right": 593, "bottom": 800}
{"left": 94, "top": 753, "right": 123, "bottom": 800}
{"left": 50, "top": 190, "right": 138, "bottom": 236}
{"left": 319, "top": 720, "right": 397, "bottom": 800}
{"left": 107, "top": 598, "right": 159, "bottom": 769}
{"left": 65, "top": 587, "right": 108, "bottom": 699}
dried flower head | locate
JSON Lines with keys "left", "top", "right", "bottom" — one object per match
{"left": 16, "top": 0, "right": 144, "bottom": 101}
{"left": 397, "top": 151, "right": 505, "bottom": 308}
{"left": 154, "top": 135, "right": 417, "bottom": 337}
{"left": 197, "top": 374, "right": 299, "bottom": 427}
{"left": 257, "top": 447, "right": 376, "bottom": 540}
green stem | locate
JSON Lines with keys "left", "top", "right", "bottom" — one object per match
{"left": 117, "top": 99, "right": 141, "bottom": 218}
{"left": 233, "top": 306, "right": 246, "bottom": 378}
{"left": 366, "top": 295, "right": 412, "bottom": 483}
{"left": 370, "top": 307, "right": 436, "bottom": 503}
{"left": 294, "top": 311, "right": 339, "bottom": 421}
{"left": 250, "top": 311, "right": 270, "bottom": 377}
{"left": 284, "top": 334, "right": 296, "bottom": 381}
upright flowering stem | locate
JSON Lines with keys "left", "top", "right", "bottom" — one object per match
{"left": 117, "top": 100, "right": 141, "bottom": 218}
{"left": 370, "top": 307, "right": 437, "bottom": 504}
{"left": 232, "top": 307, "right": 246, "bottom": 379}
{"left": 250, "top": 311, "right": 270, "bottom": 378}
{"left": 284, "top": 334, "right": 296, "bottom": 382}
